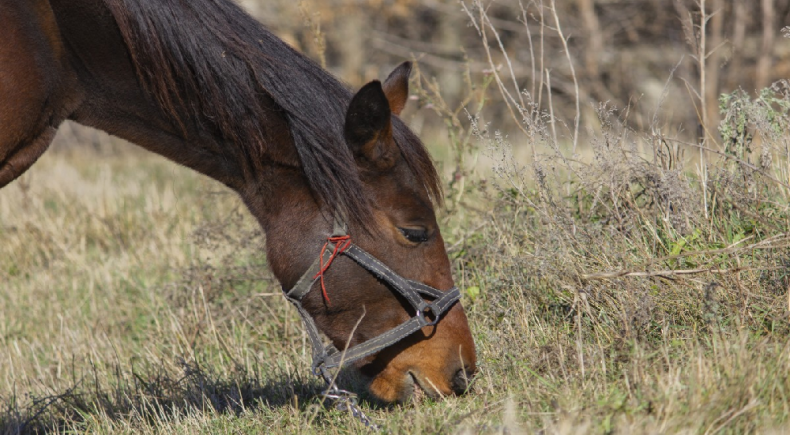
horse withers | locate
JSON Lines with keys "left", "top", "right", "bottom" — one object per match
{"left": 0, "top": 0, "right": 476, "bottom": 402}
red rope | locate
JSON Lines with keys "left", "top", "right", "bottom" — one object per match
{"left": 312, "top": 235, "right": 351, "bottom": 305}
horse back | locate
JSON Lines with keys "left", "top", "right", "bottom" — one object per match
{"left": 0, "top": 0, "right": 82, "bottom": 186}
{"left": 0, "top": 0, "right": 170, "bottom": 187}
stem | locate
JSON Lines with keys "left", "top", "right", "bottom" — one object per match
{"left": 549, "top": 0, "right": 580, "bottom": 155}
{"left": 699, "top": 0, "right": 709, "bottom": 219}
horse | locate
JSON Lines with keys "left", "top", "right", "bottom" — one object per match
{"left": 0, "top": 0, "right": 476, "bottom": 403}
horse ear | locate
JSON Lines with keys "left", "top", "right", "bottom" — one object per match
{"left": 344, "top": 80, "right": 396, "bottom": 168}
{"left": 382, "top": 61, "right": 412, "bottom": 116}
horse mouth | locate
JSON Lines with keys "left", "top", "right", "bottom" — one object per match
{"left": 407, "top": 372, "right": 432, "bottom": 402}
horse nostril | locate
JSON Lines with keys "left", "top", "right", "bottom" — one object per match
{"left": 451, "top": 366, "right": 475, "bottom": 395}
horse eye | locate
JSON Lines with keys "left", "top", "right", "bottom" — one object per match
{"left": 399, "top": 227, "right": 429, "bottom": 243}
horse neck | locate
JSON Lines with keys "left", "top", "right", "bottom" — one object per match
{"left": 71, "top": 81, "right": 310, "bottom": 230}
{"left": 71, "top": 70, "right": 318, "bottom": 247}
{"left": 51, "top": 0, "right": 316, "bottom": 236}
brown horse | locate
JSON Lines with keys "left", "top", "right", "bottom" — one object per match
{"left": 0, "top": 0, "right": 476, "bottom": 403}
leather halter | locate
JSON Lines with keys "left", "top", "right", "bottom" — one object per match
{"left": 283, "top": 218, "right": 461, "bottom": 384}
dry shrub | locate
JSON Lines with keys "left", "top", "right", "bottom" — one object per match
{"left": 433, "top": 2, "right": 790, "bottom": 431}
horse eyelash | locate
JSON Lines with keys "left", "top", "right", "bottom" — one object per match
{"left": 399, "top": 227, "right": 429, "bottom": 243}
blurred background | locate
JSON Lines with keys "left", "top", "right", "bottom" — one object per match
{"left": 243, "top": 0, "right": 789, "bottom": 139}
{"left": 54, "top": 0, "right": 790, "bottom": 158}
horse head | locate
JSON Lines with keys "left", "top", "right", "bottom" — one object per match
{"left": 263, "top": 63, "right": 477, "bottom": 402}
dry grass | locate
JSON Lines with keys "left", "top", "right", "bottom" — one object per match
{"left": 2, "top": 107, "right": 790, "bottom": 434}
{"left": 3, "top": 1, "right": 790, "bottom": 433}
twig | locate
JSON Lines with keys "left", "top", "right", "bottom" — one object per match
{"left": 581, "top": 266, "right": 781, "bottom": 281}
{"left": 370, "top": 37, "right": 493, "bottom": 73}
{"left": 704, "top": 398, "right": 760, "bottom": 435}
{"left": 668, "top": 138, "right": 790, "bottom": 190}
{"left": 638, "top": 234, "right": 790, "bottom": 268}
{"left": 19, "top": 380, "right": 84, "bottom": 432}
{"left": 518, "top": 0, "right": 537, "bottom": 102}
{"left": 549, "top": 0, "right": 580, "bottom": 155}
{"left": 460, "top": 0, "right": 531, "bottom": 138}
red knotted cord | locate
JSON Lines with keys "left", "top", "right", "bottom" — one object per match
{"left": 312, "top": 235, "right": 352, "bottom": 305}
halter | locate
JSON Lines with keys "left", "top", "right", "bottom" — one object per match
{"left": 282, "top": 218, "right": 461, "bottom": 426}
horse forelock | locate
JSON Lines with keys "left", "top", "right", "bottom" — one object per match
{"left": 103, "top": 0, "right": 442, "bottom": 227}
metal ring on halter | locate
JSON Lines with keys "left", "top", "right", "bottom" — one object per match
{"left": 417, "top": 306, "right": 440, "bottom": 327}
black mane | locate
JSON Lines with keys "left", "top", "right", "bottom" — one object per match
{"left": 104, "top": 0, "right": 442, "bottom": 225}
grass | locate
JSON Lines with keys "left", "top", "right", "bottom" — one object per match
{"left": 3, "top": 0, "right": 790, "bottom": 432}
{"left": 3, "top": 31, "right": 790, "bottom": 428}
{"left": 1, "top": 115, "right": 790, "bottom": 435}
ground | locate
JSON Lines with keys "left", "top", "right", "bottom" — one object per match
{"left": 2, "top": 111, "right": 790, "bottom": 434}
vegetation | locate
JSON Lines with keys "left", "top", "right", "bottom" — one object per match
{"left": 2, "top": 0, "right": 790, "bottom": 433}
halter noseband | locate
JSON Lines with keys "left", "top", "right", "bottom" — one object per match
{"left": 283, "top": 218, "right": 461, "bottom": 385}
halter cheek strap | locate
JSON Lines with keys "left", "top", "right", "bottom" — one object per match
{"left": 282, "top": 219, "right": 461, "bottom": 383}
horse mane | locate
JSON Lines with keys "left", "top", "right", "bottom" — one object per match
{"left": 103, "top": 0, "right": 442, "bottom": 226}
